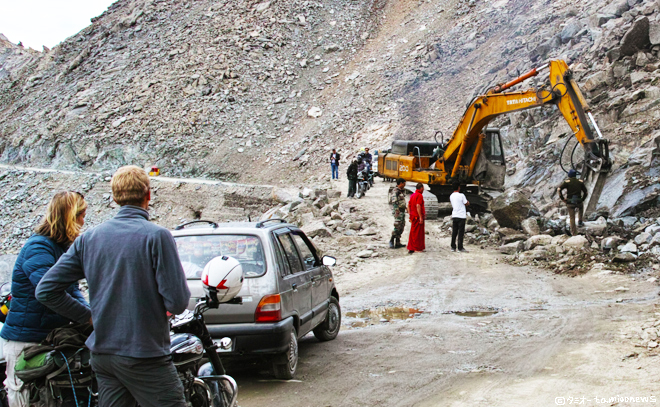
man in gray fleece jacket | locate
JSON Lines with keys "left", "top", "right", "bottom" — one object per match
{"left": 36, "top": 165, "right": 191, "bottom": 407}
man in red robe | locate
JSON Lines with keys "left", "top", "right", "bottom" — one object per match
{"left": 407, "top": 183, "right": 426, "bottom": 254}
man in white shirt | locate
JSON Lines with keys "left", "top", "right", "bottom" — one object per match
{"left": 449, "top": 183, "right": 469, "bottom": 252}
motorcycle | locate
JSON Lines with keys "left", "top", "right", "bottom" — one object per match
{"left": 169, "top": 289, "right": 239, "bottom": 407}
{"left": 355, "top": 169, "right": 370, "bottom": 199}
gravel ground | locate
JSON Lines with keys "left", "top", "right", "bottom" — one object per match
{"left": 232, "top": 180, "right": 660, "bottom": 407}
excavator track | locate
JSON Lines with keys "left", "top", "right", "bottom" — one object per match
{"left": 401, "top": 185, "right": 439, "bottom": 220}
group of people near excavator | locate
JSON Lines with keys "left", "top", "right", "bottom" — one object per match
{"left": 389, "top": 170, "right": 588, "bottom": 256}
{"left": 389, "top": 179, "right": 469, "bottom": 254}
{"left": 329, "top": 147, "right": 374, "bottom": 198}
{"left": 333, "top": 144, "right": 588, "bottom": 253}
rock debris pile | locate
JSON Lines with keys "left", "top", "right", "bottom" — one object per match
{"left": 261, "top": 185, "right": 388, "bottom": 274}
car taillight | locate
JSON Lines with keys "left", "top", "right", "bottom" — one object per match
{"left": 255, "top": 294, "right": 281, "bottom": 323}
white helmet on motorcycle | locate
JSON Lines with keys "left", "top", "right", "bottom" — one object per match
{"left": 201, "top": 256, "right": 244, "bottom": 303}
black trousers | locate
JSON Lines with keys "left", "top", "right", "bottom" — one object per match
{"left": 451, "top": 218, "right": 466, "bottom": 250}
{"left": 347, "top": 179, "right": 357, "bottom": 197}
{"left": 90, "top": 353, "right": 186, "bottom": 407}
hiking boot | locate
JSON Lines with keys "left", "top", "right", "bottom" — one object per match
{"left": 389, "top": 238, "right": 395, "bottom": 249}
{"left": 395, "top": 238, "right": 405, "bottom": 249}
{"left": 451, "top": 248, "right": 456, "bottom": 252}
{"left": 578, "top": 221, "right": 585, "bottom": 227}
{"left": 459, "top": 248, "right": 468, "bottom": 253}
{"left": 408, "top": 250, "right": 414, "bottom": 255}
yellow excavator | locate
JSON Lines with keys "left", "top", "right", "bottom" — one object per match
{"left": 378, "top": 59, "right": 611, "bottom": 214}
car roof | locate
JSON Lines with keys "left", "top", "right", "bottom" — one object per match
{"left": 170, "top": 220, "right": 297, "bottom": 237}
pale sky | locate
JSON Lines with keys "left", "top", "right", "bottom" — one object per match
{"left": 0, "top": 0, "right": 117, "bottom": 50}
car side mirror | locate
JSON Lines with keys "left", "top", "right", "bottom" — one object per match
{"left": 322, "top": 256, "right": 337, "bottom": 266}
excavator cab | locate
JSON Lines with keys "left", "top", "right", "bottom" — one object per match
{"left": 482, "top": 129, "right": 505, "bottom": 165}
{"left": 472, "top": 128, "right": 507, "bottom": 191}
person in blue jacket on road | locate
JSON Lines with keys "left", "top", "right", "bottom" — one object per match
{"left": 0, "top": 191, "right": 88, "bottom": 407}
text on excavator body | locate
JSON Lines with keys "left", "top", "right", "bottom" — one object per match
{"left": 506, "top": 97, "right": 536, "bottom": 106}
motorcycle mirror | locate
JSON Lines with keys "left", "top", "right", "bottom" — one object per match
{"left": 322, "top": 256, "right": 337, "bottom": 266}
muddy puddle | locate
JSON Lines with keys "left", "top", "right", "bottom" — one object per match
{"left": 447, "top": 309, "right": 499, "bottom": 317}
{"left": 344, "top": 306, "right": 424, "bottom": 327}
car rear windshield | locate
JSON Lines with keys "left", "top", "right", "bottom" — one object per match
{"left": 175, "top": 234, "right": 266, "bottom": 279}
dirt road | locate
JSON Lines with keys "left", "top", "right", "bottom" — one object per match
{"left": 234, "top": 180, "right": 660, "bottom": 407}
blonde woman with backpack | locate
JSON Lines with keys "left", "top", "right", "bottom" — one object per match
{"left": 0, "top": 192, "right": 88, "bottom": 406}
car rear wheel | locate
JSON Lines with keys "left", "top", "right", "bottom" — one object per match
{"left": 272, "top": 330, "right": 298, "bottom": 380}
{"left": 313, "top": 297, "right": 341, "bottom": 341}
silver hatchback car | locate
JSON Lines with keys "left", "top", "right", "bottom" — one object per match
{"left": 171, "top": 219, "right": 340, "bottom": 379}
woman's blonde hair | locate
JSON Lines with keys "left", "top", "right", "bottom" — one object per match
{"left": 35, "top": 191, "right": 87, "bottom": 245}
{"left": 111, "top": 165, "right": 150, "bottom": 206}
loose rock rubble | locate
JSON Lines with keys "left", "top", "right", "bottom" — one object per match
{"left": 629, "top": 312, "right": 660, "bottom": 354}
{"left": 260, "top": 186, "right": 388, "bottom": 274}
{"left": 428, "top": 186, "right": 660, "bottom": 277}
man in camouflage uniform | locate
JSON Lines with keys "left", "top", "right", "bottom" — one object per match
{"left": 557, "top": 169, "right": 588, "bottom": 236}
{"left": 390, "top": 178, "right": 407, "bottom": 249}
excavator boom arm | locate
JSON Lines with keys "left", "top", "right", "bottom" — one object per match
{"left": 438, "top": 59, "right": 609, "bottom": 184}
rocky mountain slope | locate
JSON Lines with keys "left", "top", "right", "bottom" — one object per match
{"left": 1, "top": 0, "right": 660, "bottom": 216}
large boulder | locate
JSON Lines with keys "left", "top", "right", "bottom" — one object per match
{"left": 614, "top": 252, "right": 637, "bottom": 262}
{"left": 300, "top": 212, "right": 315, "bottom": 225}
{"left": 561, "top": 18, "right": 584, "bottom": 43}
{"left": 491, "top": 189, "right": 540, "bottom": 230}
{"left": 583, "top": 71, "right": 607, "bottom": 92}
{"left": 524, "top": 234, "right": 553, "bottom": 251}
{"left": 645, "top": 224, "right": 660, "bottom": 235}
{"left": 272, "top": 188, "right": 297, "bottom": 203}
{"left": 620, "top": 17, "right": 650, "bottom": 56}
{"left": 563, "top": 235, "right": 590, "bottom": 250}
{"left": 620, "top": 242, "right": 638, "bottom": 253}
{"left": 498, "top": 227, "right": 527, "bottom": 243}
{"left": 500, "top": 241, "right": 524, "bottom": 255}
{"left": 503, "top": 234, "right": 527, "bottom": 244}
{"left": 260, "top": 206, "right": 281, "bottom": 221}
{"left": 519, "top": 250, "right": 547, "bottom": 261}
{"left": 487, "top": 218, "right": 500, "bottom": 230}
{"left": 601, "top": 236, "right": 623, "bottom": 251}
{"left": 634, "top": 232, "right": 653, "bottom": 245}
{"left": 649, "top": 232, "right": 660, "bottom": 248}
{"left": 603, "top": 0, "right": 630, "bottom": 17}
{"left": 358, "top": 227, "right": 378, "bottom": 236}
{"left": 356, "top": 250, "right": 373, "bottom": 259}
{"left": 302, "top": 221, "right": 332, "bottom": 238}
{"left": 338, "top": 201, "right": 357, "bottom": 214}
{"left": 521, "top": 218, "right": 541, "bottom": 236}
{"left": 580, "top": 217, "right": 607, "bottom": 236}
{"left": 551, "top": 234, "right": 570, "bottom": 246}
{"left": 327, "top": 190, "right": 341, "bottom": 199}
{"left": 650, "top": 20, "right": 660, "bottom": 45}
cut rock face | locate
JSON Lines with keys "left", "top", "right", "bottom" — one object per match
{"left": 491, "top": 189, "right": 540, "bottom": 230}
